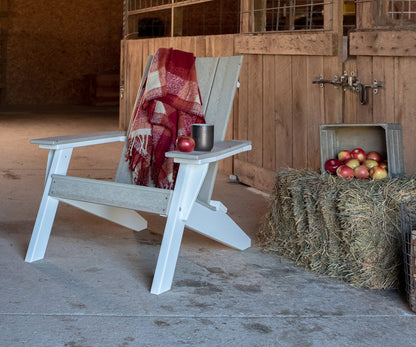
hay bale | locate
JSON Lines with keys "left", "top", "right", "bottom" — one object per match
{"left": 317, "top": 175, "right": 345, "bottom": 278}
{"left": 258, "top": 169, "right": 416, "bottom": 289}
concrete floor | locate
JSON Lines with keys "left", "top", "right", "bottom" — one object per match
{"left": 1, "top": 105, "right": 415, "bottom": 347}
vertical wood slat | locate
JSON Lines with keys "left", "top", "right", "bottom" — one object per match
{"left": 262, "top": 55, "right": 276, "bottom": 171}
{"left": 343, "top": 59, "right": 358, "bottom": 124}
{"left": 119, "top": 40, "right": 128, "bottom": 129}
{"left": 306, "top": 56, "right": 325, "bottom": 169}
{"left": 394, "top": 57, "right": 401, "bottom": 125}
{"left": 373, "top": 56, "right": 395, "bottom": 124}
{"left": 395, "top": 57, "right": 416, "bottom": 173}
{"left": 356, "top": 0, "right": 375, "bottom": 29}
{"left": 274, "top": 55, "right": 293, "bottom": 169}
{"left": 356, "top": 56, "right": 374, "bottom": 123}
{"left": 240, "top": 0, "right": 252, "bottom": 33}
{"left": 323, "top": 56, "right": 343, "bottom": 124}
{"left": 127, "top": 40, "right": 143, "bottom": 127}
{"left": 247, "top": 54, "right": 263, "bottom": 167}
{"left": 291, "top": 56, "right": 308, "bottom": 169}
{"left": 194, "top": 36, "right": 206, "bottom": 57}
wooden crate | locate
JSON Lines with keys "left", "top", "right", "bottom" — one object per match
{"left": 320, "top": 123, "right": 404, "bottom": 178}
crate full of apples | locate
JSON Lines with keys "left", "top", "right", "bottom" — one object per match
{"left": 324, "top": 148, "right": 388, "bottom": 179}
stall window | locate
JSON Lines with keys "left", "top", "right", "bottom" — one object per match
{"left": 389, "top": 0, "right": 416, "bottom": 25}
{"left": 124, "top": 0, "right": 240, "bottom": 38}
{"left": 247, "top": 0, "right": 331, "bottom": 33}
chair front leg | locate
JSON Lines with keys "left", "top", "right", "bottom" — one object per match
{"left": 25, "top": 148, "right": 73, "bottom": 262}
{"left": 151, "top": 163, "right": 209, "bottom": 295}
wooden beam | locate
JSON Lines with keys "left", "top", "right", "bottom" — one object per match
{"left": 350, "top": 31, "right": 416, "bottom": 57}
{"left": 127, "top": 0, "right": 213, "bottom": 15}
{"left": 234, "top": 159, "right": 276, "bottom": 194}
{"left": 240, "top": 0, "right": 252, "bottom": 33}
{"left": 235, "top": 32, "right": 337, "bottom": 56}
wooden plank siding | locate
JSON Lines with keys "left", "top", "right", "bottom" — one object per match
{"left": 350, "top": 31, "right": 416, "bottom": 57}
{"left": 342, "top": 54, "right": 416, "bottom": 176}
{"left": 120, "top": 24, "right": 416, "bottom": 193}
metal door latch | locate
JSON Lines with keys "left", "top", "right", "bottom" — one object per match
{"left": 312, "top": 72, "right": 383, "bottom": 105}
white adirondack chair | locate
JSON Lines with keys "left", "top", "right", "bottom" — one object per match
{"left": 25, "top": 55, "right": 251, "bottom": 294}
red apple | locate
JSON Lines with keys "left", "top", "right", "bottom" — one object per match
{"left": 338, "top": 150, "right": 352, "bottom": 162}
{"left": 176, "top": 136, "right": 195, "bottom": 152}
{"left": 379, "top": 161, "right": 388, "bottom": 170}
{"left": 363, "top": 159, "right": 378, "bottom": 170}
{"left": 336, "top": 165, "right": 355, "bottom": 178}
{"left": 354, "top": 165, "right": 370, "bottom": 179}
{"left": 366, "top": 151, "right": 383, "bottom": 163}
{"left": 345, "top": 158, "right": 360, "bottom": 169}
{"left": 324, "top": 158, "right": 342, "bottom": 174}
{"left": 351, "top": 148, "right": 366, "bottom": 162}
{"left": 369, "top": 166, "right": 388, "bottom": 179}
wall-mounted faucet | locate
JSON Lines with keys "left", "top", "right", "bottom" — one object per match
{"left": 312, "top": 72, "right": 383, "bottom": 105}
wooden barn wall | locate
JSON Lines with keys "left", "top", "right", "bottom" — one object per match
{"left": 234, "top": 53, "right": 342, "bottom": 192}
{"left": 6, "top": 0, "right": 122, "bottom": 104}
{"left": 121, "top": 33, "right": 416, "bottom": 193}
{"left": 342, "top": 56, "right": 416, "bottom": 178}
{"left": 120, "top": 36, "right": 343, "bottom": 191}
{"left": 120, "top": 4, "right": 416, "bottom": 194}
{"left": 343, "top": 0, "right": 416, "bottom": 183}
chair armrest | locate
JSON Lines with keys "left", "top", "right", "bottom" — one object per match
{"left": 31, "top": 131, "right": 127, "bottom": 150}
{"left": 165, "top": 140, "right": 252, "bottom": 164}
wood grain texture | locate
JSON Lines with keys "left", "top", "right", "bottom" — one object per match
{"left": 234, "top": 159, "right": 275, "bottom": 193}
{"left": 323, "top": 56, "right": 343, "bottom": 124}
{"left": 274, "top": 55, "right": 293, "bottom": 170}
{"left": 373, "top": 56, "right": 395, "bottom": 123}
{"left": 356, "top": 56, "right": 374, "bottom": 123}
{"left": 235, "top": 32, "right": 336, "bottom": 56}
{"left": 246, "top": 54, "right": 263, "bottom": 167}
{"left": 343, "top": 59, "right": 358, "bottom": 124}
{"left": 292, "top": 56, "right": 308, "bottom": 169}
{"left": 350, "top": 31, "right": 416, "bottom": 57}
{"left": 306, "top": 56, "right": 325, "bottom": 169}
{"left": 262, "top": 55, "right": 276, "bottom": 170}
{"left": 395, "top": 57, "right": 416, "bottom": 173}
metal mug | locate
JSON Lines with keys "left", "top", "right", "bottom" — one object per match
{"left": 191, "top": 124, "right": 214, "bottom": 151}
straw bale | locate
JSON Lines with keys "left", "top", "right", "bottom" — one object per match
{"left": 258, "top": 169, "right": 416, "bottom": 289}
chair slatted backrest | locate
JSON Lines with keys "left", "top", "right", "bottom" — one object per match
{"left": 115, "top": 55, "right": 243, "bottom": 202}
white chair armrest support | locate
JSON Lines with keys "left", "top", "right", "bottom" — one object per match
{"left": 165, "top": 140, "right": 252, "bottom": 164}
{"left": 31, "top": 131, "right": 127, "bottom": 149}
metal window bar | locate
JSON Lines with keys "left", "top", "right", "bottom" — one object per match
{"left": 389, "top": 0, "right": 416, "bottom": 25}
{"left": 249, "top": 0, "right": 330, "bottom": 33}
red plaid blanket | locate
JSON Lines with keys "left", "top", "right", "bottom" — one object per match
{"left": 127, "top": 48, "right": 205, "bottom": 189}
